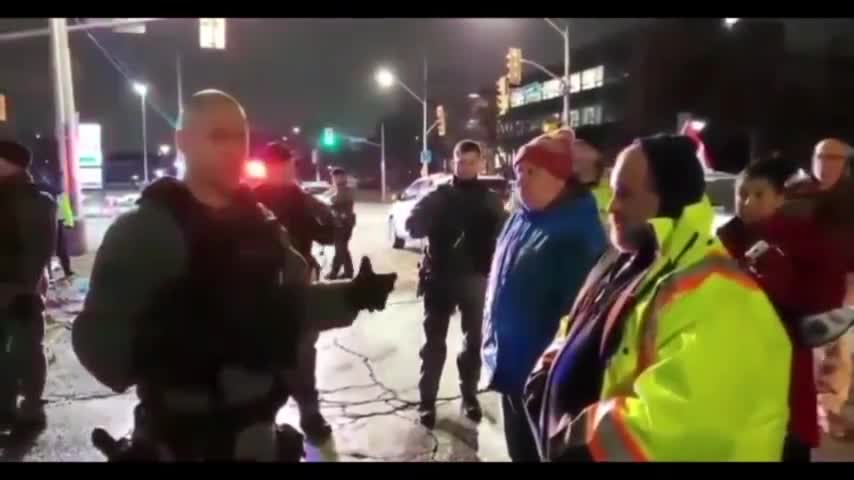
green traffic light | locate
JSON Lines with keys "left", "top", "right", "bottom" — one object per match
{"left": 322, "top": 127, "right": 337, "bottom": 148}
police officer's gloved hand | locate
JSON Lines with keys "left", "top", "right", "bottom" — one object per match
{"left": 349, "top": 256, "right": 397, "bottom": 312}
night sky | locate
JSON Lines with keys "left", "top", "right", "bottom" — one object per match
{"left": 0, "top": 18, "right": 848, "bottom": 155}
{"left": 0, "top": 18, "right": 655, "bottom": 154}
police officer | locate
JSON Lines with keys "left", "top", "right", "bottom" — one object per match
{"left": 72, "top": 90, "right": 397, "bottom": 461}
{"left": 253, "top": 141, "right": 337, "bottom": 442}
{"left": 326, "top": 168, "right": 356, "bottom": 280}
{"left": 0, "top": 140, "right": 57, "bottom": 431}
{"left": 405, "top": 140, "right": 506, "bottom": 429}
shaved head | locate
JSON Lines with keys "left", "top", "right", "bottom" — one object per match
{"left": 813, "top": 137, "right": 851, "bottom": 191}
{"left": 178, "top": 89, "right": 245, "bottom": 130}
{"left": 176, "top": 89, "right": 249, "bottom": 198}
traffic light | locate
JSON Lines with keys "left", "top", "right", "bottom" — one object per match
{"left": 506, "top": 47, "right": 523, "bottom": 86}
{"left": 321, "top": 127, "right": 339, "bottom": 150}
{"left": 436, "top": 105, "right": 447, "bottom": 137}
{"left": 497, "top": 76, "right": 510, "bottom": 116}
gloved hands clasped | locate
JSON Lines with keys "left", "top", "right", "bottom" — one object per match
{"left": 349, "top": 256, "right": 398, "bottom": 312}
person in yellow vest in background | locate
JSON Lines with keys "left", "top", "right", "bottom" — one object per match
{"left": 572, "top": 126, "right": 612, "bottom": 231}
{"left": 54, "top": 191, "right": 75, "bottom": 279}
{"left": 523, "top": 134, "right": 792, "bottom": 462}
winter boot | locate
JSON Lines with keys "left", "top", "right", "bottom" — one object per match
{"left": 461, "top": 396, "right": 482, "bottom": 423}
{"left": 418, "top": 404, "right": 436, "bottom": 430}
{"left": 300, "top": 412, "right": 332, "bottom": 444}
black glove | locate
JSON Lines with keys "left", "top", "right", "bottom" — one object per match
{"left": 349, "top": 257, "right": 397, "bottom": 312}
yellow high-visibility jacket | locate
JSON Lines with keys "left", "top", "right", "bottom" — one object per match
{"left": 528, "top": 197, "right": 791, "bottom": 462}
{"left": 590, "top": 180, "right": 612, "bottom": 231}
{"left": 58, "top": 192, "right": 75, "bottom": 228}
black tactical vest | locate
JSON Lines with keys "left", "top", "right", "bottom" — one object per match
{"left": 134, "top": 178, "right": 303, "bottom": 389}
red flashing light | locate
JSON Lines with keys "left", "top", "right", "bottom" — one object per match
{"left": 245, "top": 159, "right": 267, "bottom": 180}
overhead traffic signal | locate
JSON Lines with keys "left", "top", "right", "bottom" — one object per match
{"left": 436, "top": 105, "right": 447, "bottom": 137}
{"left": 506, "top": 47, "right": 523, "bottom": 86}
{"left": 497, "top": 76, "right": 510, "bottom": 116}
{"left": 321, "top": 127, "right": 339, "bottom": 150}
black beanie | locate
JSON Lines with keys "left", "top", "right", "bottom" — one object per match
{"left": 573, "top": 125, "right": 607, "bottom": 153}
{"left": 0, "top": 140, "right": 31, "bottom": 169}
{"left": 638, "top": 134, "right": 706, "bottom": 219}
{"left": 696, "top": 125, "right": 752, "bottom": 175}
{"left": 260, "top": 140, "right": 294, "bottom": 164}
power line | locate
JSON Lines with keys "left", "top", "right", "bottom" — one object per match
{"left": 72, "top": 19, "right": 178, "bottom": 129}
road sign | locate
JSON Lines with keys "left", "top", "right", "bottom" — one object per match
{"left": 200, "top": 18, "right": 226, "bottom": 50}
{"left": 420, "top": 150, "right": 432, "bottom": 165}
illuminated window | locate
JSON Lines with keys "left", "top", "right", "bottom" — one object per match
{"left": 541, "top": 79, "right": 562, "bottom": 100}
{"left": 581, "top": 66, "right": 604, "bottom": 90}
{"left": 510, "top": 89, "right": 525, "bottom": 108}
{"left": 582, "top": 105, "right": 602, "bottom": 125}
{"left": 569, "top": 73, "right": 580, "bottom": 93}
{"left": 569, "top": 109, "right": 580, "bottom": 128}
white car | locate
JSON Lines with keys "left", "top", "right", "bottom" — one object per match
{"left": 387, "top": 173, "right": 510, "bottom": 249}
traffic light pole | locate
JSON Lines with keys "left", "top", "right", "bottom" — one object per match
{"left": 544, "top": 18, "right": 570, "bottom": 126}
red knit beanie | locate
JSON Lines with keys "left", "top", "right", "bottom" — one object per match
{"left": 513, "top": 128, "right": 575, "bottom": 180}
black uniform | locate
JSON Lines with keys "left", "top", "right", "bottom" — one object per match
{"left": 253, "top": 182, "right": 336, "bottom": 434}
{"left": 254, "top": 183, "right": 335, "bottom": 278}
{"left": 328, "top": 185, "right": 356, "bottom": 279}
{"left": 405, "top": 177, "right": 506, "bottom": 413}
{"left": 73, "top": 178, "right": 396, "bottom": 461}
{"left": 0, "top": 172, "right": 56, "bottom": 426}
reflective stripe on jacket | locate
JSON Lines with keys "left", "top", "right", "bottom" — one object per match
{"left": 532, "top": 196, "right": 792, "bottom": 462}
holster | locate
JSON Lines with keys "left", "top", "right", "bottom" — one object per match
{"left": 416, "top": 261, "right": 432, "bottom": 298}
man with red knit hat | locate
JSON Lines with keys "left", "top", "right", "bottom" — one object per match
{"left": 482, "top": 128, "right": 606, "bottom": 462}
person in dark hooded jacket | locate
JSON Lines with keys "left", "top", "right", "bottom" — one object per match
{"left": 0, "top": 140, "right": 56, "bottom": 430}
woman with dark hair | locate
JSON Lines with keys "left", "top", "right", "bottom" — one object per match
{"left": 717, "top": 157, "right": 851, "bottom": 462}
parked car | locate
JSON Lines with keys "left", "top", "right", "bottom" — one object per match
{"left": 387, "top": 173, "right": 510, "bottom": 249}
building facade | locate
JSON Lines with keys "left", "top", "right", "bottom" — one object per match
{"left": 495, "top": 18, "right": 854, "bottom": 168}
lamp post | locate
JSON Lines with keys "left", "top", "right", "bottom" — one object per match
{"left": 132, "top": 81, "right": 149, "bottom": 184}
{"left": 376, "top": 63, "right": 430, "bottom": 176}
{"left": 544, "top": 18, "right": 570, "bottom": 125}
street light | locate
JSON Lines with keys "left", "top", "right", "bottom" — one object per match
{"left": 159, "top": 144, "right": 171, "bottom": 156}
{"left": 375, "top": 63, "right": 430, "bottom": 176}
{"left": 468, "top": 92, "right": 481, "bottom": 99}
{"left": 132, "top": 81, "right": 149, "bottom": 185}
{"left": 292, "top": 126, "right": 301, "bottom": 135}
{"left": 375, "top": 68, "right": 395, "bottom": 88}
{"left": 723, "top": 18, "right": 740, "bottom": 29}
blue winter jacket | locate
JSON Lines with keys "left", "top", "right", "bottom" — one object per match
{"left": 482, "top": 190, "right": 606, "bottom": 396}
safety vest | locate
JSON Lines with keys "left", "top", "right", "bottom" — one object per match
{"left": 544, "top": 196, "right": 791, "bottom": 462}
{"left": 58, "top": 192, "right": 74, "bottom": 228}
{"left": 590, "top": 180, "right": 612, "bottom": 231}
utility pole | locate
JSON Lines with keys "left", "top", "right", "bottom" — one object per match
{"left": 380, "top": 122, "right": 387, "bottom": 202}
{"left": 50, "top": 18, "right": 87, "bottom": 255}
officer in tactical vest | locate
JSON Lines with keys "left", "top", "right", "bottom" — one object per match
{"left": 405, "top": 140, "right": 507, "bottom": 429}
{"left": 326, "top": 168, "right": 356, "bottom": 280}
{"left": 0, "top": 140, "right": 57, "bottom": 432}
{"left": 253, "top": 141, "right": 337, "bottom": 442}
{"left": 72, "top": 90, "right": 398, "bottom": 461}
